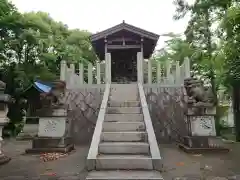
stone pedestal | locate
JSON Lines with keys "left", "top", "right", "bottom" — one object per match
{"left": 179, "top": 106, "right": 229, "bottom": 153}
{"left": 26, "top": 108, "right": 74, "bottom": 153}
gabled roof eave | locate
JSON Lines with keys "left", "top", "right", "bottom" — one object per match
{"left": 90, "top": 22, "right": 159, "bottom": 42}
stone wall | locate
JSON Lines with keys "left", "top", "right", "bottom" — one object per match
{"left": 65, "top": 85, "right": 188, "bottom": 145}
{"left": 144, "top": 85, "right": 189, "bottom": 144}
{"left": 64, "top": 86, "right": 104, "bottom": 144}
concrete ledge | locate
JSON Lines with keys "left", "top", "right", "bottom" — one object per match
{"left": 0, "top": 155, "right": 11, "bottom": 165}
{"left": 25, "top": 144, "right": 74, "bottom": 154}
{"left": 178, "top": 143, "right": 230, "bottom": 154}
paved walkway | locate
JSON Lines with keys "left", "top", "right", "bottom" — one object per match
{"left": 0, "top": 140, "right": 240, "bottom": 180}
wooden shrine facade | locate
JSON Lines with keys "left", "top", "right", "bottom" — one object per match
{"left": 90, "top": 21, "right": 159, "bottom": 83}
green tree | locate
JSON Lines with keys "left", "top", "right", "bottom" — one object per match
{"left": 221, "top": 2, "right": 240, "bottom": 141}
{"left": 173, "top": 0, "right": 233, "bottom": 135}
{"left": 0, "top": 3, "right": 97, "bottom": 135}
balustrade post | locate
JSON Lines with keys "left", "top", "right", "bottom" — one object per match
{"left": 148, "top": 59, "right": 152, "bottom": 84}
{"left": 137, "top": 52, "right": 143, "bottom": 84}
{"left": 60, "top": 60, "right": 67, "bottom": 81}
{"left": 105, "top": 53, "right": 111, "bottom": 84}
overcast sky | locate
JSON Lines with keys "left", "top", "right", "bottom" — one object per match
{"left": 11, "top": 0, "right": 194, "bottom": 48}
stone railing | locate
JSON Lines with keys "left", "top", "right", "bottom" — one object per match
{"left": 60, "top": 53, "right": 112, "bottom": 88}
{"left": 142, "top": 58, "right": 190, "bottom": 85}
{"left": 87, "top": 83, "right": 110, "bottom": 170}
{"left": 138, "top": 83, "right": 162, "bottom": 170}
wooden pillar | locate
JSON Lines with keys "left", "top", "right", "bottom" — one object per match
{"left": 104, "top": 37, "right": 108, "bottom": 54}
{"left": 60, "top": 60, "right": 67, "bottom": 81}
{"left": 141, "top": 37, "right": 144, "bottom": 53}
{"left": 137, "top": 52, "right": 143, "bottom": 84}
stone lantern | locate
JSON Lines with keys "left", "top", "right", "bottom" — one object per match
{"left": 0, "top": 80, "right": 12, "bottom": 165}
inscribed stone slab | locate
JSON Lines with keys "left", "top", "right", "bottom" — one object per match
{"left": 38, "top": 117, "right": 66, "bottom": 137}
{"left": 190, "top": 116, "right": 216, "bottom": 136}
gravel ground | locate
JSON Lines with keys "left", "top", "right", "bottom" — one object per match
{"left": 160, "top": 143, "right": 240, "bottom": 180}
{"left": 0, "top": 139, "right": 240, "bottom": 180}
{"left": 0, "top": 140, "right": 88, "bottom": 180}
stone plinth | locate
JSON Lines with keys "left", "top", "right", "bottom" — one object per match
{"left": 179, "top": 105, "right": 229, "bottom": 153}
{"left": 26, "top": 108, "right": 74, "bottom": 154}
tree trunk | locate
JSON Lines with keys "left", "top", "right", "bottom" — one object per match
{"left": 233, "top": 85, "right": 240, "bottom": 141}
{"left": 205, "top": 10, "right": 221, "bottom": 136}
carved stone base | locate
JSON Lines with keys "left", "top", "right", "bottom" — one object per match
{"left": 25, "top": 137, "right": 74, "bottom": 154}
{"left": 0, "top": 154, "right": 11, "bottom": 165}
{"left": 179, "top": 136, "right": 229, "bottom": 153}
{"left": 178, "top": 143, "right": 229, "bottom": 154}
{"left": 183, "top": 136, "right": 209, "bottom": 148}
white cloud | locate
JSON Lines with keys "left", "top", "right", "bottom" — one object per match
{"left": 11, "top": 0, "right": 192, "bottom": 48}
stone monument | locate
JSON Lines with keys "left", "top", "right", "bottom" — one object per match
{"left": 0, "top": 80, "right": 13, "bottom": 165}
{"left": 179, "top": 75, "right": 229, "bottom": 153}
{"left": 26, "top": 80, "right": 74, "bottom": 153}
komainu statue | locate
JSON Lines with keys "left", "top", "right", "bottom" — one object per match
{"left": 38, "top": 80, "right": 66, "bottom": 116}
{"left": 184, "top": 75, "right": 214, "bottom": 107}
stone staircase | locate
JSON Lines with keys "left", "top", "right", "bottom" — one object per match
{"left": 86, "top": 84, "right": 163, "bottom": 180}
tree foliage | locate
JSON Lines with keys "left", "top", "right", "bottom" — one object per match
{"left": 0, "top": 0, "right": 97, "bottom": 135}
{"left": 153, "top": 0, "right": 240, "bottom": 136}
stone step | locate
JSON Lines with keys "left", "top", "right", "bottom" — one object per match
{"left": 110, "top": 96, "right": 139, "bottom": 102}
{"left": 86, "top": 170, "right": 164, "bottom": 180}
{"left": 96, "top": 155, "right": 153, "bottom": 170}
{"left": 107, "top": 107, "right": 141, "bottom": 114}
{"left": 99, "top": 142, "right": 149, "bottom": 154}
{"left": 110, "top": 92, "right": 139, "bottom": 101}
{"left": 101, "top": 131, "right": 147, "bottom": 142}
{"left": 105, "top": 114, "right": 144, "bottom": 122}
{"left": 103, "top": 122, "right": 145, "bottom": 132}
{"left": 108, "top": 101, "right": 140, "bottom": 107}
